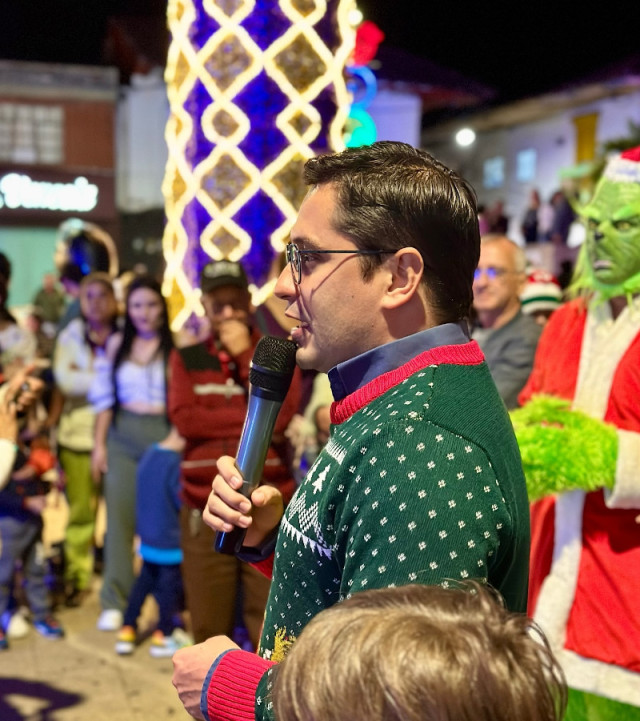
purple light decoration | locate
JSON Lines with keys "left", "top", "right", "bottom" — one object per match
{"left": 171, "top": 0, "right": 349, "bottom": 292}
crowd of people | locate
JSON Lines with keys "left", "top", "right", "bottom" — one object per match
{"left": 1, "top": 139, "right": 639, "bottom": 721}
{"left": 0, "top": 231, "right": 323, "bottom": 660}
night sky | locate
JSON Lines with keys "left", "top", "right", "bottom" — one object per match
{"left": 0, "top": 1, "right": 638, "bottom": 103}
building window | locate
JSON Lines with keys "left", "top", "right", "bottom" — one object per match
{"left": 516, "top": 148, "right": 537, "bottom": 183}
{"left": 483, "top": 156, "right": 504, "bottom": 189}
{"left": 0, "top": 103, "right": 64, "bottom": 165}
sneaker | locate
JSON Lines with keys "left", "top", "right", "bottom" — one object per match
{"left": 115, "top": 625, "right": 136, "bottom": 655}
{"left": 33, "top": 616, "right": 65, "bottom": 639}
{"left": 3, "top": 610, "right": 30, "bottom": 639}
{"left": 0, "top": 630, "right": 8, "bottom": 650}
{"left": 97, "top": 609, "right": 123, "bottom": 631}
{"left": 149, "top": 628, "right": 193, "bottom": 658}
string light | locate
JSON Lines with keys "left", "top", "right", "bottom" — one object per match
{"left": 162, "top": 0, "right": 355, "bottom": 329}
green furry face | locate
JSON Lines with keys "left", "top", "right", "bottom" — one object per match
{"left": 582, "top": 179, "right": 640, "bottom": 287}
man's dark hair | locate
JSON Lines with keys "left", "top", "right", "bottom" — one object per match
{"left": 303, "top": 141, "right": 480, "bottom": 323}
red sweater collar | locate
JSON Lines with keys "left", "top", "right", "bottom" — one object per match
{"left": 330, "top": 340, "right": 484, "bottom": 425}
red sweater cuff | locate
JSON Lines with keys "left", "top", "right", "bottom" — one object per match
{"left": 206, "top": 649, "right": 275, "bottom": 721}
{"left": 251, "top": 554, "right": 274, "bottom": 578}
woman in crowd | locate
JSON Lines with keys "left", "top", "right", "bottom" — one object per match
{"left": 89, "top": 274, "right": 173, "bottom": 631}
{"left": 53, "top": 273, "right": 119, "bottom": 606}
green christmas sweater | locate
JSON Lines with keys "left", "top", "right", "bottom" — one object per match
{"left": 203, "top": 341, "right": 530, "bottom": 721}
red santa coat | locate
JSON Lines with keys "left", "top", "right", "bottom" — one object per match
{"left": 519, "top": 297, "right": 640, "bottom": 706}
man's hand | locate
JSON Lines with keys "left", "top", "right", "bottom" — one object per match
{"left": 218, "top": 319, "right": 251, "bottom": 358}
{"left": 202, "top": 455, "right": 284, "bottom": 548}
{"left": 172, "top": 636, "right": 240, "bottom": 720}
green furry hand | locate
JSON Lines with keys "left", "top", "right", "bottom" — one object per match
{"left": 510, "top": 396, "right": 618, "bottom": 501}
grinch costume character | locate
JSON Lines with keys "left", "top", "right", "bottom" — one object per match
{"left": 513, "top": 146, "right": 640, "bottom": 719}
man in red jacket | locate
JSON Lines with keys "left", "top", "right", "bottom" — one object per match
{"left": 168, "top": 260, "right": 299, "bottom": 648}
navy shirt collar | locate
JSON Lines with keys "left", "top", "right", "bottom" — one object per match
{"left": 328, "top": 322, "right": 470, "bottom": 401}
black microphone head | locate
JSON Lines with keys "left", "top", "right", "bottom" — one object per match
{"left": 250, "top": 335, "right": 297, "bottom": 400}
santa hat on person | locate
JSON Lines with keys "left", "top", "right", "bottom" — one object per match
{"left": 520, "top": 269, "right": 563, "bottom": 315}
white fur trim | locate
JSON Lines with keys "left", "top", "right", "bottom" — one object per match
{"left": 604, "top": 156, "right": 640, "bottom": 184}
{"left": 560, "top": 649, "right": 640, "bottom": 706}
{"left": 605, "top": 429, "right": 640, "bottom": 509}
{"left": 533, "top": 492, "right": 585, "bottom": 652}
{"left": 573, "top": 302, "right": 640, "bottom": 418}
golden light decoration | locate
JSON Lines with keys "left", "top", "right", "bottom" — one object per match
{"left": 162, "top": 0, "right": 355, "bottom": 329}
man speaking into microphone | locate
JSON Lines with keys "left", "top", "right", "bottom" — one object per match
{"left": 168, "top": 260, "right": 301, "bottom": 649}
{"left": 173, "top": 142, "right": 530, "bottom": 721}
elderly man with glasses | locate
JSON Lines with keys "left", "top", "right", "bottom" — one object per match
{"left": 172, "top": 142, "right": 530, "bottom": 721}
{"left": 471, "top": 234, "right": 543, "bottom": 409}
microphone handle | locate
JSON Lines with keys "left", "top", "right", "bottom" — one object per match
{"left": 214, "top": 395, "right": 283, "bottom": 555}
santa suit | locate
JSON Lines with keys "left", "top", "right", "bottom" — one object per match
{"left": 519, "top": 296, "right": 640, "bottom": 706}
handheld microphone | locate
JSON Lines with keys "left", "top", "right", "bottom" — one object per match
{"left": 214, "top": 335, "right": 298, "bottom": 555}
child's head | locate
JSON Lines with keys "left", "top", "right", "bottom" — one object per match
{"left": 272, "top": 582, "right": 566, "bottom": 721}
{"left": 80, "top": 272, "right": 118, "bottom": 327}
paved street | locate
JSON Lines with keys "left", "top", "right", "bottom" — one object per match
{"left": 0, "top": 490, "right": 192, "bottom": 721}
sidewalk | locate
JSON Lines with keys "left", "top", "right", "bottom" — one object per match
{"left": 0, "top": 490, "right": 192, "bottom": 720}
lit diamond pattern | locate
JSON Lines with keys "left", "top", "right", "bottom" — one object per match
{"left": 162, "top": 0, "right": 354, "bottom": 329}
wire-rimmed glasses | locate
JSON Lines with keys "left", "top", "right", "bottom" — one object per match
{"left": 285, "top": 242, "right": 394, "bottom": 285}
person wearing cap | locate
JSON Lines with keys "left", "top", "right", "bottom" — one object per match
{"left": 167, "top": 259, "right": 300, "bottom": 650}
{"left": 519, "top": 269, "right": 563, "bottom": 326}
{"left": 471, "top": 234, "right": 542, "bottom": 409}
{"left": 512, "top": 146, "right": 640, "bottom": 718}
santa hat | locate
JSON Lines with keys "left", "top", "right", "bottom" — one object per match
{"left": 602, "top": 145, "right": 640, "bottom": 184}
{"left": 520, "top": 269, "right": 563, "bottom": 315}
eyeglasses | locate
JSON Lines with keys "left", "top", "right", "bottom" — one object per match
{"left": 473, "top": 266, "right": 514, "bottom": 281}
{"left": 285, "top": 242, "right": 395, "bottom": 285}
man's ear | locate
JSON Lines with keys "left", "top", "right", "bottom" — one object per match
{"left": 381, "top": 248, "right": 424, "bottom": 309}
